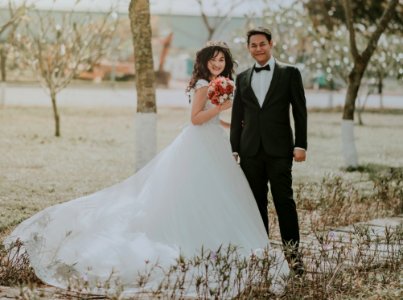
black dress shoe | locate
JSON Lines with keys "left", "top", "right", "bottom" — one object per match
{"left": 287, "top": 255, "right": 305, "bottom": 276}
{"left": 291, "top": 258, "right": 305, "bottom": 276}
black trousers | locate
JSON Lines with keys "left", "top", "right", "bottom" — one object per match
{"left": 240, "top": 144, "right": 300, "bottom": 252}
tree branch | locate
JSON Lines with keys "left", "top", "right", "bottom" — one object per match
{"left": 341, "top": 0, "right": 359, "bottom": 61}
{"left": 0, "top": 1, "right": 26, "bottom": 35}
{"left": 196, "top": 0, "right": 214, "bottom": 38}
{"left": 196, "top": 0, "right": 243, "bottom": 40}
{"left": 361, "top": 0, "right": 398, "bottom": 63}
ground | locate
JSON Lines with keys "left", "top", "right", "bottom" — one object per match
{"left": 0, "top": 105, "right": 402, "bottom": 299}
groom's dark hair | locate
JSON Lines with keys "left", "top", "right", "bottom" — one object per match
{"left": 247, "top": 27, "right": 272, "bottom": 44}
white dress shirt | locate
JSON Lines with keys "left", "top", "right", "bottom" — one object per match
{"left": 251, "top": 56, "right": 275, "bottom": 107}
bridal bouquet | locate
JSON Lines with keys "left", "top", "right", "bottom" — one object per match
{"left": 207, "top": 76, "right": 235, "bottom": 106}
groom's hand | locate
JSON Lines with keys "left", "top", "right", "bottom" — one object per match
{"left": 293, "top": 148, "right": 306, "bottom": 162}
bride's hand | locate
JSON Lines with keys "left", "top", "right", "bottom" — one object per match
{"left": 218, "top": 100, "right": 232, "bottom": 112}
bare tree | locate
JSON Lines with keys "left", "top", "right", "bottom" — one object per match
{"left": 19, "top": 7, "right": 117, "bottom": 137}
{"left": 0, "top": 0, "right": 28, "bottom": 107}
{"left": 355, "top": 33, "right": 401, "bottom": 125}
{"left": 129, "top": 0, "right": 157, "bottom": 171}
{"left": 0, "top": 2, "right": 25, "bottom": 35}
{"left": 365, "top": 33, "right": 402, "bottom": 110}
{"left": 341, "top": 0, "right": 398, "bottom": 167}
{"left": 196, "top": 0, "right": 243, "bottom": 41}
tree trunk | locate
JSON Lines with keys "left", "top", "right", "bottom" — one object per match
{"left": 129, "top": 0, "right": 157, "bottom": 171}
{"left": 341, "top": 67, "right": 365, "bottom": 168}
{"left": 0, "top": 47, "right": 6, "bottom": 108}
{"left": 129, "top": 0, "right": 156, "bottom": 114}
{"left": 357, "top": 90, "right": 370, "bottom": 126}
{"left": 0, "top": 46, "right": 6, "bottom": 82}
{"left": 0, "top": 82, "right": 5, "bottom": 108}
{"left": 340, "top": 0, "right": 398, "bottom": 169}
{"left": 342, "top": 67, "right": 365, "bottom": 120}
{"left": 341, "top": 120, "right": 358, "bottom": 168}
{"left": 328, "top": 78, "right": 335, "bottom": 109}
{"left": 378, "top": 72, "right": 384, "bottom": 110}
{"left": 357, "top": 95, "right": 363, "bottom": 126}
{"left": 50, "top": 90, "right": 60, "bottom": 137}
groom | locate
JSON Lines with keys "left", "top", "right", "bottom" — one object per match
{"left": 230, "top": 27, "right": 307, "bottom": 275}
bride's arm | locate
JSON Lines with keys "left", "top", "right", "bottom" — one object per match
{"left": 220, "top": 119, "right": 230, "bottom": 128}
{"left": 191, "top": 86, "right": 221, "bottom": 125}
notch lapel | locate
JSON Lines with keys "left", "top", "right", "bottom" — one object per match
{"left": 244, "top": 67, "right": 260, "bottom": 107}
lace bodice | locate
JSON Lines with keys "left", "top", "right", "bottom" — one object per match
{"left": 193, "top": 79, "right": 220, "bottom": 125}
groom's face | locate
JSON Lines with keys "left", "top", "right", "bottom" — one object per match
{"left": 248, "top": 34, "right": 273, "bottom": 66}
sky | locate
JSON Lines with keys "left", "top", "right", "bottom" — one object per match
{"left": 3, "top": 0, "right": 288, "bottom": 17}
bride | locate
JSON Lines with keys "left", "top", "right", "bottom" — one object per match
{"left": 5, "top": 41, "right": 289, "bottom": 296}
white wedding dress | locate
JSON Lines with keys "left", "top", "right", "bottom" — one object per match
{"left": 5, "top": 80, "right": 289, "bottom": 296}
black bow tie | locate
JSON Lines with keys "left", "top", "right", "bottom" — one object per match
{"left": 254, "top": 64, "right": 271, "bottom": 73}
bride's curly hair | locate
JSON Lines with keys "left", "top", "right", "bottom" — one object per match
{"left": 186, "top": 41, "right": 235, "bottom": 94}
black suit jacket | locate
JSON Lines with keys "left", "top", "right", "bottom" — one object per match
{"left": 230, "top": 61, "right": 307, "bottom": 158}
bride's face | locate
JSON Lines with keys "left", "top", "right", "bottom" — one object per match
{"left": 207, "top": 51, "right": 226, "bottom": 79}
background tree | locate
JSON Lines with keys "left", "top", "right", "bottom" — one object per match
{"left": 340, "top": 0, "right": 398, "bottom": 168}
{"left": 304, "top": 11, "right": 351, "bottom": 107}
{"left": 234, "top": 0, "right": 348, "bottom": 104}
{"left": 354, "top": 33, "right": 401, "bottom": 125}
{"left": 304, "top": 0, "right": 402, "bottom": 34}
{"left": 0, "top": 0, "right": 27, "bottom": 107}
{"left": 364, "top": 33, "right": 402, "bottom": 109}
{"left": 260, "top": 3, "right": 314, "bottom": 73}
{"left": 305, "top": 0, "right": 400, "bottom": 167}
{"left": 196, "top": 0, "right": 243, "bottom": 41}
{"left": 259, "top": 1, "right": 351, "bottom": 107}
{"left": 129, "top": 0, "right": 157, "bottom": 171}
{"left": 19, "top": 6, "right": 117, "bottom": 137}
